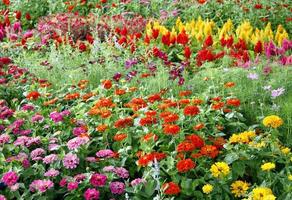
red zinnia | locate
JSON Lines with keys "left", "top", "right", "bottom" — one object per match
{"left": 102, "top": 80, "right": 112, "bottom": 89}
{"left": 26, "top": 91, "right": 41, "bottom": 100}
{"left": 177, "top": 141, "right": 196, "bottom": 152}
{"left": 162, "top": 182, "right": 181, "bottom": 195}
{"left": 226, "top": 98, "right": 241, "bottom": 107}
{"left": 183, "top": 105, "right": 200, "bottom": 116}
{"left": 200, "top": 145, "right": 219, "bottom": 158}
{"left": 176, "top": 158, "right": 196, "bottom": 173}
{"left": 163, "top": 124, "right": 180, "bottom": 135}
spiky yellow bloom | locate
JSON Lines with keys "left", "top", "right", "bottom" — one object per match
{"left": 251, "top": 187, "right": 276, "bottom": 200}
{"left": 262, "top": 115, "right": 283, "bottom": 128}
{"left": 202, "top": 184, "right": 213, "bottom": 194}
{"left": 230, "top": 180, "right": 250, "bottom": 197}
{"left": 261, "top": 162, "right": 276, "bottom": 171}
{"left": 210, "top": 162, "right": 230, "bottom": 178}
{"left": 229, "top": 131, "right": 256, "bottom": 144}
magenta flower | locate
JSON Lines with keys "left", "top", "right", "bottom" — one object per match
{"left": 30, "top": 148, "right": 45, "bottom": 161}
{"left": 50, "top": 112, "right": 63, "bottom": 123}
{"left": 63, "top": 153, "right": 79, "bottom": 169}
{"left": 84, "top": 188, "right": 100, "bottom": 200}
{"left": 0, "top": 195, "right": 6, "bottom": 200}
{"left": 114, "top": 167, "right": 129, "bottom": 179}
{"left": 67, "top": 182, "right": 78, "bottom": 191}
{"left": 43, "top": 154, "right": 58, "bottom": 164}
{"left": 0, "top": 134, "right": 10, "bottom": 145}
{"left": 1, "top": 171, "right": 19, "bottom": 186}
{"left": 131, "top": 178, "right": 146, "bottom": 187}
{"left": 96, "top": 149, "right": 114, "bottom": 158}
{"left": 59, "top": 178, "right": 67, "bottom": 187}
{"left": 67, "top": 136, "right": 89, "bottom": 150}
{"left": 90, "top": 173, "right": 107, "bottom": 187}
{"left": 109, "top": 181, "right": 125, "bottom": 195}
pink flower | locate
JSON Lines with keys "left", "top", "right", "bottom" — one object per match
{"left": 0, "top": 134, "right": 10, "bottom": 145}
{"left": 59, "top": 178, "right": 67, "bottom": 187}
{"left": 67, "top": 182, "right": 78, "bottom": 191}
{"left": 30, "top": 148, "right": 45, "bottom": 161}
{"left": 90, "top": 173, "right": 107, "bottom": 187}
{"left": 0, "top": 195, "right": 6, "bottom": 200}
{"left": 44, "top": 169, "right": 60, "bottom": 177}
{"left": 109, "top": 181, "right": 125, "bottom": 195}
{"left": 84, "top": 188, "right": 100, "bottom": 200}
{"left": 63, "top": 153, "right": 79, "bottom": 169}
{"left": 30, "top": 179, "right": 54, "bottom": 193}
{"left": 67, "top": 136, "right": 89, "bottom": 150}
{"left": 1, "top": 171, "right": 19, "bottom": 186}
{"left": 43, "top": 154, "right": 58, "bottom": 164}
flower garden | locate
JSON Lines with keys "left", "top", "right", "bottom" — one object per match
{"left": 0, "top": 0, "right": 291, "bottom": 199}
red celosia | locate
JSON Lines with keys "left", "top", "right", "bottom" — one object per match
{"left": 204, "top": 35, "right": 213, "bottom": 47}
{"left": 183, "top": 105, "right": 200, "bottom": 116}
{"left": 162, "top": 32, "right": 171, "bottom": 46}
{"left": 176, "top": 158, "right": 196, "bottom": 173}
{"left": 152, "top": 29, "right": 159, "bottom": 39}
{"left": 254, "top": 41, "right": 263, "bottom": 54}
{"left": 177, "top": 30, "right": 189, "bottom": 46}
{"left": 162, "top": 182, "right": 181, "bottom": 195}
{"left": 184, "top": 46, "right": 191, "bottom": 59}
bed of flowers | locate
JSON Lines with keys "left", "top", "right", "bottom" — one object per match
{"left": 0, "top": 0, "right": 291, "bottom": 200}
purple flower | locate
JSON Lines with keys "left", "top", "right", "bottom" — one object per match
{"left": 63, "top": 153, "right": 79, "bottom": 169}
{"left": 109, "top": 181, "right": 125, "bottom": 195}
{"left": 96, "top": 149, "right": 114, "bottom": 158}
{"left": 271, "top": 87, "right": 285, "bottom": 99}
{"left": 44, "top": 169, "right": 60, "bottom": 177}
{"left": 30, "top": 179, "right": 54, "bottom": 193}
{"left": 21, "top": 104, "right": 35, "bottom": 111}
{"left": 90, "top": 173, "right": 107, "bottom": 187}
{"left": 247, "top": 73, "right": 259, "bottom": 80}
{"left": 84, "top": 188, "right": 100, "bottom": 200}
{"left": 113, "top": 72, "right": 122, "bottom": 82}
{"left": 125, "top": 59, "right": 138, "bottom": 69}
{"left": 114, "top": 167, "right": 129, "bottom": 179}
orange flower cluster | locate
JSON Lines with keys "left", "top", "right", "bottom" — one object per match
{"left": 176, "top": 158, "right": 196, "bottom": 173}
{"left": 137, "top": 152, "right": 166, "bottom": 167}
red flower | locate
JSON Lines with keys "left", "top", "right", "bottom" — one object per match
{"left": 197, "top": 0, "right": 206, "bottom": 4}
{"left": 162, "top": 32, "right": 171, "bottom": 46}
{"left": 184, "top": 46, "right": 191, "bottom": 59}
{"left": 177, "top": 30, "right": 189, "bottom": 46}
{"left": 254, "top": 41, "right": 263, "bottom": 54}
{"left": 200, "top": 145, "right": 219, "bottom": 158}
{"left": 148, "top": 93, "right": 161, "bottom": 103}
{"left": 78, "top": 42, "right": 87, "bottom": 52}
{"left": 177, "top": 141, "right": 196, "bottom": 152}
{"left": 163, "top": 113, "right": 179, "bottom": 123}
{"left": 204, "top": 35, "right": 213, "bottom": 47}
{"left": 212, "top": 102, "right": 224, "bottom": 110}
{"left": 139, "top": 116, "right": 157, "bottom": 126}
{"left": 254, "top": 4, "right": 263, "bottom": 9}
{"left": 142, "top": 133, "right": 158, "bottom": 142}
{"left": 162, "top": 182, "right": 181, "bottom": 195}
{"left": 185, "top": 134, "right": 205, "bottom": 148}
{"left": 152, "top": 29, "right": 159, "bottom": 39}
{"left": 183, "top": 105, "right": 200, "bottom": 116}
{"left": 0, "top": 57, "right": 12, "bottom": 65}
{"left": 176, "top": 159, "right": 196, "bottom": 173}
{"left": 26, "top": 91, "right": 41, "bottom": 100}
{"left": 113, "top": 133, "right": 127, "bottom": 141}
{"left": 15, "top": 11, "right": 21, "bottom": 20}
{"left": 114, "top": 117, "right": 133, "bottom": 129}
{"left": 102, "top": 80, "right": 112, "bottom": 89}
{"left": 2, "top": 0, "right": 10, "bottom": 6}
{"left": 193, "top": 123, "right": 205, "bottom": 131}
{"left": 226, "top": 98, "right": 241, "bottom": 107}
{"left": 25, "top": 13, "right": 31, "bottom": 21}
{"left": 163, "top": 124, "right": 180, "bottom": 135}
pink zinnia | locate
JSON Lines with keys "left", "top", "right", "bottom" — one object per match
{"left": 84, "top": 188, "right": 100, "bottom": 200}
{"left": 30, "top": 179, "right": 54, "bottom": 193}
{"left": 90, "top": 173, "right": 107, "bottom": 187}
{"left": 63, "top": 153, "right": 79, "bottom": 169}
{"left": 109, "top": 181, "right": 125, "bottom": 195}
{"left": 1, "top": 171, "right": 19, "bottom": 186}
{"left": 44, "top": 169, "right": 60, "bottom": 177}
{"left": 67, "top": 136, "right": 89, "bottom": 150}
{"left": 43, "top": 154, "right": 58, "bottom": 164}
{"left": 30, "top": 148, "right": 45, "bottom": 161}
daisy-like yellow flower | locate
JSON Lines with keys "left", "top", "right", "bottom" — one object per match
{"left": 229, "top": 131, "right": 256, "bottom": 144}
{"left": 230, "top": 180, "right": 250, "bottom": 197}
{"left": 281, "top": 147, "right": 291, "bottom": 154}
{"left": 210, "top": 162, "right": 230, "bottom": 178}
{"left": 261, "top": 162, "right": 276, "bottom": 171}
{"left": 202, "top": 184, "right": 213, "bottom": 194}
{"left": 251, "top": 187, "right": 276, "bottom": 200}
{"left": 262, "top": 115, "right": 283, "bottom": 128}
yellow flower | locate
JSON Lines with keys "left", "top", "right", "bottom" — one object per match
{"left": 261, "top": 162, "right": 275, "bottom": 171}
{"left": 288, "top": 175, "right": 292, "bottom": 181}
{"left": 210, "top": 162, "right": 230, "bottom": 178}
{"left": 230, "top": 180, "right": 249, "bottom": 197}
{"left": 281, "top": 147, "right": 290, "bottom": 154}
{"left": 202, "top": 184, "right": 213, "bottom": 194}
{"left": 262, "top": 115, "right": 283, "bottom": 128}
{"left": 251, "top": 187, "right": 276, "bottom": 200}
{"left": 229, "top": 131, "right": 256, "bottom": 144}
